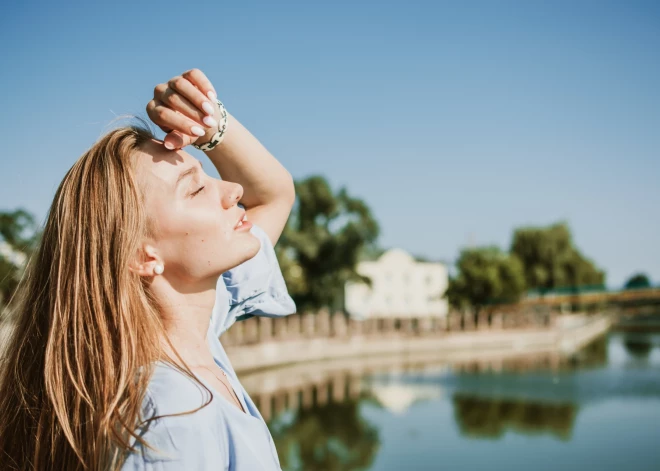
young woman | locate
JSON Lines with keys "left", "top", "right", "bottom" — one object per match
{"left": 0, "top": 69, "right": 297, "bottom": 470}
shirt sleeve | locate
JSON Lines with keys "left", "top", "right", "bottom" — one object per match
{"left": 209, "top": 222, "right": 296, "bottom": 337}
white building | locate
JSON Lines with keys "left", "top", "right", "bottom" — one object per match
{"left": 344, "top": 248, "right": 448, "bottom": 319}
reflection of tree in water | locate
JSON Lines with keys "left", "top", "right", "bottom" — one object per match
{"left": 269, "top": 398, "right": 380, "bottom": 471}
{"left": 566, "top": 334, "right": 608, "bottom": 370}
{"left": 453, "top": 394, "right": 578, "bottom": 441}
{"left": 623, "top": 337, "right": 652, "bottom": 359}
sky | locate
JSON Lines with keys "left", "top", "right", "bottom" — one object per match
{"left": 0, "top": 0, "right": 658, "bottom": 288}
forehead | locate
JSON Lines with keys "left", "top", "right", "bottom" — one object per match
{"left": 134, "top": 139, "right": 198, "bottom": 185}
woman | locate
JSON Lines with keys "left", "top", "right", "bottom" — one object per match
{"left": 0, "top": 69, "right": 297, "bottom": 470}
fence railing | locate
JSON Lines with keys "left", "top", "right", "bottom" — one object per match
{"left": 221, "top": 309, "right": 558, "bottom": 347}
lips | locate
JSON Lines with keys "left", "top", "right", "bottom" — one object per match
{"left": 234, "top": 210, "right": 248, "bottom": 229}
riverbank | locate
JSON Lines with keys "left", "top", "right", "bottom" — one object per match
{"left": 226, "top": 313, "right": 611, "bottom": 373}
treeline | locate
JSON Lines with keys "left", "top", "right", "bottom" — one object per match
{"left": 447, "top": 222, "right": 608, "bottom": 311}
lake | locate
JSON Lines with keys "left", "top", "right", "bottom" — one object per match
{"left": 262, "top": 332, "right": 660, "bottom": 471}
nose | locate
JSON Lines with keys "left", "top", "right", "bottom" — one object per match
{"left": 219, "top": 181, "right": 243, "bottom": 209}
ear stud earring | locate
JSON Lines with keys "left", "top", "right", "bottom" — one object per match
{"left": 154, "top": 264, "right": 164, "bottom": 275}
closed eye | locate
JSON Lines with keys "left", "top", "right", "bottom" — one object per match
{"left": 191, "top": 186, "right": 205, "bottom": 197}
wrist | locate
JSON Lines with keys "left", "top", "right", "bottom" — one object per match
{"left": 193, "top": 99, "right": 229, "bottom": 152}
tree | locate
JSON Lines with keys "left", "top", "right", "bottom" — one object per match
{"left": 0, "top": 209, "right": 39, "bottom": 307}
{"left": 446, "top": 247, "right": 526, "bottom": 311}
{"left": 276, "top": 176, "right": 380, "bottom": 312}
{"left": 510, "top": 222, "right": 605, "bottom": 293}
{"left": 624, "top": 273, "right": 651, "bottom": 290}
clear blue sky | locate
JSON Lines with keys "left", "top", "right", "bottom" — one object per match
{"left": 1, "top": 0, "right": 658, "bottom": 288}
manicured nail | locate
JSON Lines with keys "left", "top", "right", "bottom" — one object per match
{"left": 202, "top": 101, "right": 214, "bottom": 115}
{"left": 164, "top": 141, "right": 174, "bottom": 150}
{"left": 191, "top": 126, "right": 205, "bottom": 137}
{"left": 203, "top": 116, "right": 218, "bottom": 127}
{"left": 207, "top": 91, "right": 216, "bottom": 101}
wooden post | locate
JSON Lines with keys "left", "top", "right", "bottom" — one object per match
{"left": 303, "top": 313, "right": 316, "bottom": 338}
{"left": 332, "top": 311, "right": 348, "bottom": 338}
{"left": 287, "top": 314, "right": 301, "bottom": 340}
{"left": 259, "top": 317, "right": 272, "bottom": 342}
{"left": 383, "top": 317, "right": 395, "bottom": 335}
{"left": 317, "top": 309, "right": 331, "bottom": 337}
{"left": 491, "top": 312, "right": 503, "bottom": 330}
{"left": 244, "top": 317, "right": 258, "bottom": 344}
{"left": 349, "top": 318, "right": 363, "bottom": 337}
{"left": 478, "top": 311, "right": 491, "bottom": 330}
{"left": 274, "top": 316, "right": 287, "bottom": 341}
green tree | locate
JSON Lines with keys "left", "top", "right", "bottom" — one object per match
{"left": 276, "top": 176, "right": 380, "bottom": 312}
{"left": 446, "top": 246, "right": 526, "bottom": 311}
{"left": 510, "top": 222, "right": 605, "bottom": 293}
{"left": 0, "top": 209, "right": 39, "bottom": 307}
{"left": 624, "top": 273, "right": 651, "bottom": 290}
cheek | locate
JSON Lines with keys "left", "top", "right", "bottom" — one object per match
{"left": 156, "top": 211, "right": 258, "bottom": 276}
{"left": 169, "top": 214, "right": 227, "bottom": 256}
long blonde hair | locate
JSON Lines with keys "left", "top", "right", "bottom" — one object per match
{"left": 0, "top": 124, "right": 210, "bottom": 470}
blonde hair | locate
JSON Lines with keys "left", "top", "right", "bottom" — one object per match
{"left": 0, "top": 124, "right": 211, "bottom": 470}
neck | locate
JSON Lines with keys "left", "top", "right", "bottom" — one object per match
{"left": 150, "top": 276, "right": 218, "bottom": 368}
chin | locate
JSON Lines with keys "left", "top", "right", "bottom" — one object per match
{"left": 241, "top": 236, "right": 262, "bottom": 262}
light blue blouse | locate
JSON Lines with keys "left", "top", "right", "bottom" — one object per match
{"left": 121, "top": 223, "right": 296, "bottom": 471}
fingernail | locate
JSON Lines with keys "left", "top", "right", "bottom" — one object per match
{"left": 207, "top": 91, "right": 216, "bottom": 101}
{"left": 203, "top": 116, "right": 218, "bottom": 127}
{"left": 202, "top": 101, "right": 215, "bottom": 115}
{"left": 191, "top": 126, "right": 205, "bottom": 137}
{"left": 164, "top": 141, "right": 174, "bottom": 150}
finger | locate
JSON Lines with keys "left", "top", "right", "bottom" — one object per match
{"left": 146, "top": 98, "right": 174, "bottom": 134}
{"left": 167, "top": 75, "right": 215, "bottom": 117}
{"left": 182, "top": 68, "right": 217, "bottom": 101}
{"left": 160, "top": 88, "right": 217, "bottom": 129}
{"left": 146, "top": 100, "right": 207, "bottom": 139}
{"left": 163, "top": 130, "right": 196, "bottom": 150}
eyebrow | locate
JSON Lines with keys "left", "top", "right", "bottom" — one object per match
{"left": 175, "top": 160, "right": 203, "bottom": 187}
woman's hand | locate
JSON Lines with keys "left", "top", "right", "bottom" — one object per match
{"left": 146, "top": 69, "right": 220, "bottom": 150}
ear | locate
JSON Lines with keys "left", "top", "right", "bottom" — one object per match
{"left": 128, "top": 244, "right": 163, "bottom": 277}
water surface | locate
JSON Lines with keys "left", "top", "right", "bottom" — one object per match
{"left": 261, "top": 332, "right": 660, "bottom": 471}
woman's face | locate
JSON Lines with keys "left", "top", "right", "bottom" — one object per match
{"left": 134, "top": 139, "right": 260, "bottom": 287}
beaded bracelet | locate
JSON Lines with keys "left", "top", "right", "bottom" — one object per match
{"left": 193, "top": 99, "right": 229, "bottom": 151}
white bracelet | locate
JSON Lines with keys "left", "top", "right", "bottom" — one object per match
{"left": 193, "top": 99, "right": 228, "bottom": 151}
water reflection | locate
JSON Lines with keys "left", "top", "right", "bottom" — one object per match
{"left": 623, "top": 334, "right": 653, "bottom": 359}
{"left": 246, "top": 333, "right": 660, "bottom": 471}
{"left": 453, "top": 394, "right": 577, "bottom": 441}
{"left": 270, "top": 399, "right": 380, "bottom": 471}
